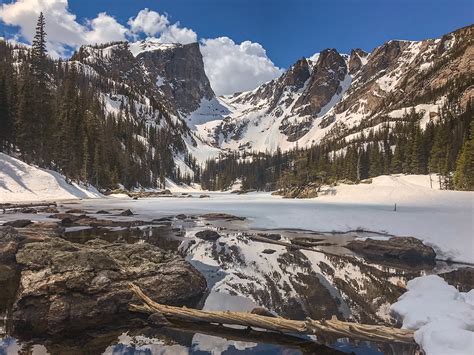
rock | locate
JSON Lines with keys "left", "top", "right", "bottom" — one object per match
{"left": 258, "top": 233, "right": 281, "bottom": 241}
{"left": 148, "top": 312, "right": 172, "bottom": 327}
{"left": 65, "top": 209, "right": 87, "bottom": 214}
{"left": 199, "top": 194, "right": 210, "bottom": 198}
{"left": 163, "top": 189, "right": 172, "bottom": 195}
{"left": 440, "top": 267, "right": 474, "bottom": 292}
{"left": 10, "top": 237, "right": 207, "bottom": 337}
{"left": 250, "top": 307, "right": 276, "bottom": 317}
{"left": 96, "top": 210, "right": 110, "bottom": 214}
{"left": 195, "top": 230, "right": 221, "bottom": 241}
{"left": 262, "top": 249, "right": 276, "bottom": 254}
{"left": 3, "top": 219, "right": 33, "bottom": 228}
{"left": 0, "top": 227, "right": 25, "bottom": 263}
{"left": 175, "top": 214, "right": 187, "bottom": 220}
{"left": 60, "top": 217, "right": 76, "bottom": 226}
{"left": 200, "top": 213, "right": 245, "bottom": 221}
{"left": 19, "top": 208, "right": 37, "bottom": 214}
{"left": 120, "top": 209, "right": 134, "bottom": 216}
{"left": 346, "top": 237, "right": 436, "bottom": 263}
{"left": 50, "top": 213, "right": 85, "bottom": 222}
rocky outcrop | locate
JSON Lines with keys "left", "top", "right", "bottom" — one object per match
{"left": 75, "top": 41, "right": 214, "bottom": 116}
{"left": 348, "top": 49, "right": 368, "bottom": 74}
{"left": 346, "top": 237, "right": 436, "bottom": 264}
{"left": 6, "top": 230, "right": 207, "bottom": 337}
{"left": 274, "top": 183, "right": 320, "bottom": 199}
{"left": 294, "top": 49, "right": 348, "bottom": 117}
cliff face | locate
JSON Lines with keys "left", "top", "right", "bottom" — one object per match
{"left": 74, "top": 40, "right": 215, "bottom": 117}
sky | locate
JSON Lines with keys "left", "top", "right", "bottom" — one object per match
{"left": 0, "top": 0, "right": 472, "bottom": 95}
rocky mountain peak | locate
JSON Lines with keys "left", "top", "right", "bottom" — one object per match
{"left": 137, "top": 42, "right": 215, "bottom": 115}
{"left": 294, "top": 48, "right": 348, "bottom": 117}
{"left": 281, "top": 58, "right": 311, "bottom": 89}
{"left": 73, "top": 41, "right": 214, "bottom": 117}
{"left": 348, "top": 48, "right": 369, "bottom": 74}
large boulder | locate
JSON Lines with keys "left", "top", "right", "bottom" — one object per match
{"left": 11, "top": 237, "right": 207, "bottom": 336}
{"left": 346, "top": 237, "right": 436, "bottom": 263}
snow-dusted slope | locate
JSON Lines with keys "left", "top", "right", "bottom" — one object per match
{"left": 0, "top": 153, "right": 101, "bottom": 203}
{"left": 190, "top": 25, "right": 473, "bottom": 155}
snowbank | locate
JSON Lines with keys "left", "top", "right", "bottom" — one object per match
{"left": 391, "top": 275, "right": 474, "bottom": 355}
{"left": 0, "top": 153, "right": 101, "bottom": 203}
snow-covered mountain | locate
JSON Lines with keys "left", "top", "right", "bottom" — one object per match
{"left": 193, "top": 25, "right": 473, "bottom": 154}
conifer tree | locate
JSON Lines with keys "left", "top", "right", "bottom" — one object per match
{"left": 454, "top": 122, "right": 474, "bottom": 190}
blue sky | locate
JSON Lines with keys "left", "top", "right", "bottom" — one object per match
{"left": 0, "top": 0, "right": 472, "bottom": 94}
{"left": 68, "top": 0, "right": 472, "bottom": 67}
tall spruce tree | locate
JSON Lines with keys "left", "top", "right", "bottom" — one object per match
{"left": 454, "top": 122, "right": 474, "bottom": 191}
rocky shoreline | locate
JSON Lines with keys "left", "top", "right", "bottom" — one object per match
{"left": 1, "top": 203, "right": 472, "bottom": 353}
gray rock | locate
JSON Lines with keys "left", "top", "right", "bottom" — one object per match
{"left": 346, "top": 237, "right": 436, "bottom": 263}
{"left": 3, "top": 219, "right": 33, "bottom": 228}
{"left": 10, "top": 237, "right": 207, "bottom": 336}
{"left": 262, "top": 249, "right": 276, "bottom": 254}
{"left": 195, "top": 230, "right": 221, "bottom": 241}
{"left": 120, "top": 209, "right": 134, "bottom": 216}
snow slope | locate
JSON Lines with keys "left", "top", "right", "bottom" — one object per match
{"left": 0, "top": 153, "right": 101, "bottom": 203}
{"left": 391, "top": 275, "right": 474, "bottom": 355}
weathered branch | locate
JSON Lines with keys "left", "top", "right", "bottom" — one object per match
{"left": 128, "top": 283, "right": 415, "bottom": 344}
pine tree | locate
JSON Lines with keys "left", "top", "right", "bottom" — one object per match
{"left": 454, "top": 122, "right": 474, "bottom": 190}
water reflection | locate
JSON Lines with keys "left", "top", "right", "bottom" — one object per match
{"left": 0, "top": 216, "right": 465, "bottom": 354}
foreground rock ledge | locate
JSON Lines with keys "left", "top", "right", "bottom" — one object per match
{"left": 1, "top": 228, "right": 207, "bottom": 337}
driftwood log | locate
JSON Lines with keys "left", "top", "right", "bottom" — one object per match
{"left": 0, "top": 202, "right": 57, "bottom": 213}
{"left": 129, "top": 283, "right": 415, "bottom": 344}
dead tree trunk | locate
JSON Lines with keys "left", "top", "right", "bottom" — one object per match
{"left": 128, "top": 283, "right": 415, "bottom": 344}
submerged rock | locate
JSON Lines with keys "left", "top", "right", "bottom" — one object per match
{"left": 120, "top": 209, "right": 134, "bottom": 216}
{"left": 346, "top": 237, "right": 436, "bottom": 263}
{"left": 10, "top": 236, "right": 207, "bottom": 337}
{"left": 200, "top": 213, "right": 245, "bottom": 221}
{"left": 3, "top": 219, "right": 33, "bottom": 228}
{"left": 195, "top": 230, "right": 221, "bottom": 241}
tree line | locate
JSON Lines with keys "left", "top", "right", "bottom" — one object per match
{"left": 200, "top": 90, "right": 473, "bottom": 192}
{"left": 0, "top": 13, "right": 186, "bottom": 190}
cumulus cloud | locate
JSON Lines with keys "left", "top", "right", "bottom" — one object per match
{"left": 156, "top": 23, "right": 197, "bottom": 44}
{"left": 200, "top": 37, "right": 283, "bottom": 96}
{"left": 0, "top": 0, "right": 282, "bottom": 94}
{"left": 128, "top": 8, "right": 196, "bottom": 44}
{"left": 128, "top": 8, "right": 169, "bottom": 36}
{"left": 0, "top": 0, "right": 127, "bottom": 56}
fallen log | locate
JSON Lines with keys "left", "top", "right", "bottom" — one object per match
{"left": 128, "top": 283, "right": 415, "bottom": 344}
{"left": 0, "top": 202, "right": 57, "bottom": 214}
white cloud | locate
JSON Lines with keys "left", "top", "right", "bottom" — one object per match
{"left": 156, "top": 23, "right": 197, "bottom": 44}
{"left": 85, "top": 12, "right": 128, "bottom": 45}
{"left": 128, "top": 8, "right": 169, "bottom": 36}
{"left": 200, "top": 37, "right": 283, "bottom": 96}
{"left": 0, "top": 0, "right": 126, "bottom": 56}
{"left": 0, "top": 0, "right": 281, "bottom": 94}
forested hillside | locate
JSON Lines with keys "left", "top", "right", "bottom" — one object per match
{"left": 0, "top": 14, "right": 193, "bottom": 190}
{"left": 200, "top": 96, "right": 473, "bottom": 192}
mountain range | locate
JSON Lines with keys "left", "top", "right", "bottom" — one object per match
{"left": 0, "top": 24, "right": 472, "bottom": 188}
